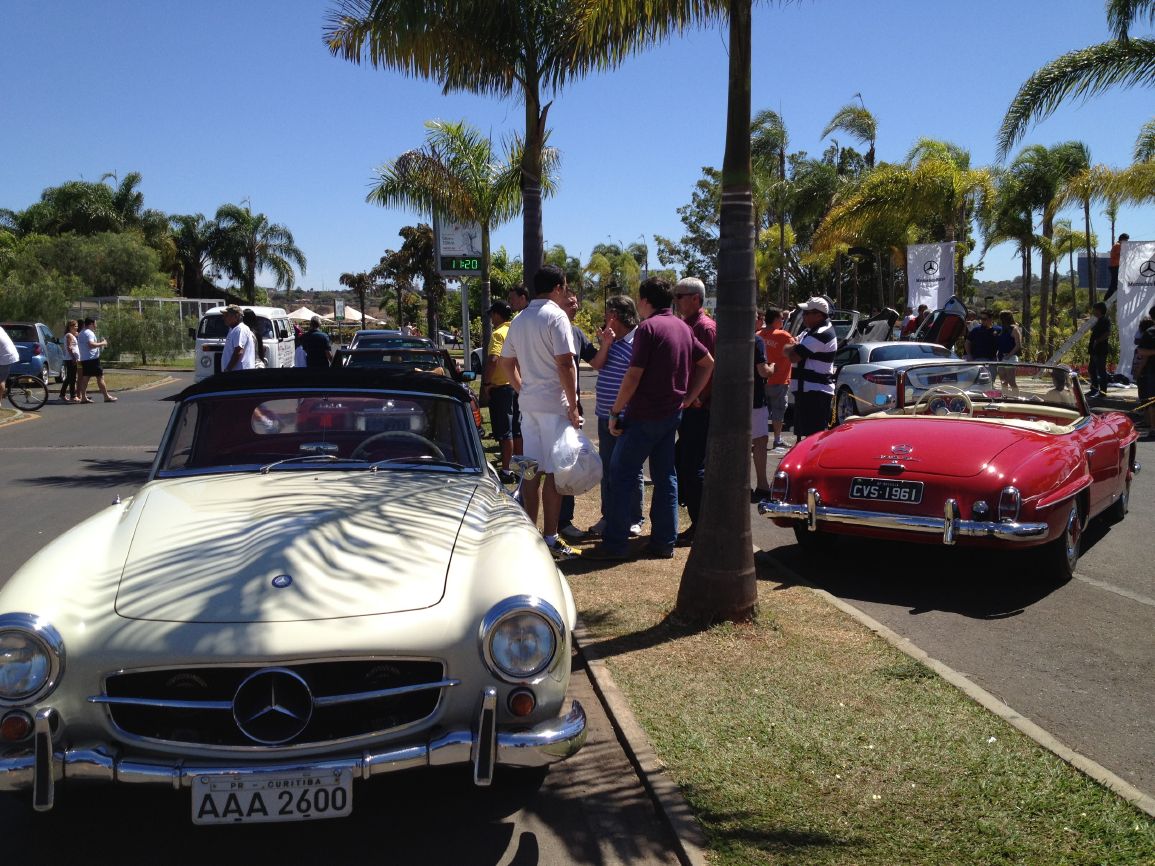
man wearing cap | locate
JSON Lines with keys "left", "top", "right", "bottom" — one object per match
{"left": 672, "top": 276, "right": 716, "bottom": 544}
{"left": 221, "top": 305, "right": 257, "bottom": 372}
{"left": 482, "top": 300, "right": 520, "bottom": 483}
{"left": 299, "top": 315, "right": 333, "bottom": 368}
{"left": 785, "top": 297, "right": 837, "bottom": 439}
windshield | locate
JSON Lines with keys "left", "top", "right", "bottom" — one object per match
{"left": 899, "top": 363, "right": 1084, "bottom": 414}
{"left": 197, "top": 315, "right": 274, "bottom": 340}
{"left": 158, "top": 389, "right": 480, "bottom": 474}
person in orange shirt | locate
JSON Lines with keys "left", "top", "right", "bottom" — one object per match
{"left": 758, "top": 307, "right": 795, "bottom": 450}
{"left": 1107, "top": 233, "right": 1128, "bottom": 301}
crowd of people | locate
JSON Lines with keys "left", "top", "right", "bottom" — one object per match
{"left": 482, "top": 265, "right": 845, "bottom": 561}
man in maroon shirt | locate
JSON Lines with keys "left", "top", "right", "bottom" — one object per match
{"left": 672, "top": 277, "right": 716, "bottom": 544}
{"left": 585, "top": 277, "right": 714, "bottom": 560}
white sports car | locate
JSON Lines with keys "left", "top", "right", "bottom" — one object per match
{"left": 0, "top": 368, "right": 586, "bottom": 824}
{"left": 833, "top": 341, "right": 958, "bottom": 423}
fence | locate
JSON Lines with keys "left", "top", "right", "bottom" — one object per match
{"left": 67, "top": 297, "right": 224, "bottom": 364}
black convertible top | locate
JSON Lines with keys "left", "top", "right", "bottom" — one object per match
{"left": 169, "top": 367, "right": 471, "bottom": 402}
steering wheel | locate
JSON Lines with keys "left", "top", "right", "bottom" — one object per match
{"left": 913, "top": 384, "right": 974, "bottom": 417}
{"left": 350, "top": 430, "right": 446, "bottom": 462}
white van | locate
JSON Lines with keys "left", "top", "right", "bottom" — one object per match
{"left": 192, "top": 306, "right": 296, "bottom": 380}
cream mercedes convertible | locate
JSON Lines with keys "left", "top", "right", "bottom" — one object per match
{"left": 0, "top": 369, "right": 586, "bottom": 824}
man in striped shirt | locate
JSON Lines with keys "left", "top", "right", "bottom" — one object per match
{"left": 785, "top": 297, "right": 837, "bottom": 439}
{"left": 586, "top": 295, "right": 644, "bottom": 537}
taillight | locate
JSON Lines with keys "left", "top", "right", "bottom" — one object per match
{"left": 997, "top": 487, "right": 1021, "bottom": 522}
{"left": 770, "top": 470, "right": 789, "bottom": 502}
{"left": 863, "top": 370, "right": 896, "bottom": 385}
{"left": 31, "top": 344, "right": 42, "bottom": 356}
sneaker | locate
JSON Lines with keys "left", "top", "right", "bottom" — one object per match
{"left": 587, "top": 518, "right": 606, "bottom": 536}
{"left": 629, "top": 520, "right": 644, "bottom": 537}
{"left": 772, "top": 440, "right": 787, "bottom": 451}
{"left": 559, "top": 524, "right": 587, "bottom": 541}
{"left": 547, "top": 538, "right": 581, "bottom": 560}
{"left": 750, "top": 488, "right": 772, "bottom": 504}
{"left": 1086, "top": 389, "right": 1101, "bottom": 399}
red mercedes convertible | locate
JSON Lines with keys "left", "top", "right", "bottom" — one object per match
{"left": 760, "top": 362, "right": 1140, "bottom": 580}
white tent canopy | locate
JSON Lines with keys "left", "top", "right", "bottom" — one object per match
{"left": 287, "top": 306, "right": 331, "bottom": 323}
{"left": 336, "top": 305, "right": 385, "bottom": 325}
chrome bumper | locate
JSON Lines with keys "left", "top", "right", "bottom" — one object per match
{"left": 758, "top": 487, "right": 1049, "bottom": 545}
{"left": 0, "top": 698, "right": 586, "bottom": 809}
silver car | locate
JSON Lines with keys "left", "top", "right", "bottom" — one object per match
{"left": 833, "top": 341, "right": 957, "bottom": 423}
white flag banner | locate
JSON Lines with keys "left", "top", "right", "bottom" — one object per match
{"left": 1116, "top": 240, "right": 1155, "bottom": 379}
{"left": 906, "top": 242, "right": 956, "bottom": 311}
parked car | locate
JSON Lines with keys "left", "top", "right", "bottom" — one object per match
{"left": 833, "top": 341, "right": 957, "bottom": 423}
{"left": 439, "top": 330, "right": 463, "bottom": 346}
{"left": 348, "top": 330, "right": 435, "bottom": 352}
{"left": 333, "top": 347, "right": 483, "bottom": 433}
{"left": 0, "top": 322, "right": 65, "bottom": 382}
{"left": 760, "top": 361, "right": 1139, "bottom": 581}
{"left": 0, "top": 368, "right": 585, "bottom": 822}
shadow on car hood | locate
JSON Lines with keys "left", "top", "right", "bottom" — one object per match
{"left": 114, "top": 473, "right": 476, "bottom": 623}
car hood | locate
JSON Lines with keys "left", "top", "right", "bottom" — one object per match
{"left": 816, "top": 418, "right": 1028, "bottom": 478}
{"left": 114, "top": 472, "right": 478, "bottom": 624}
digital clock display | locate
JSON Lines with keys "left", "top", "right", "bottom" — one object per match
{"left": 441, "top": 257, "right": 481, "bottom": 271}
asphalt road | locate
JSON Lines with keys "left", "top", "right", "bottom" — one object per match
{"left": 0, "top": 374, "right": 680, "bottom": 864}
{"left": 751, "top": 433, "right": 1155, "bottom": 801}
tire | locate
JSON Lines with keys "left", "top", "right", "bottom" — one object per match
{"left": 7, "top": 375, "right": 48, "bottom": 411}
{"left": 1106, "top": 476, "right": 1130, "bottom": 524}
{"left": 835, "top": 388, "right": 858, "bottom": 425}
{"left": 1039, "top": 502, "right": 1081, "bottom": 582}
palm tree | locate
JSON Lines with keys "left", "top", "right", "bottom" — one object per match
{"left": 325, "top": 0, "right": 604, "bottom": 284}
{"left": 213, "top": 203, "right": 307, "bottom": 304}
{"left": 170, "top": 213, "right": 218, "bottom": 297}
{"left": 366, "top": 119, "right": 556, "bottom": 355}
{"left": 339, "top": 271, "right": 376, "bottom": 329}
{"left": 1053, "top": 162, "right": 1114, "bottom": 308}
{"left": 1051, "top": 219, "right": 1093, "bottom": 326}
{"left": 581, "top": 0, "right": 762, "bottom": 626}
{"left": 822, "top": 95, "right": 877, "bottom": 169}
{"left": 751, "top": 108, "right": 790, "bottom": 305}
{"left": 998, "top": 0, "right": 1155, "bottom": 158}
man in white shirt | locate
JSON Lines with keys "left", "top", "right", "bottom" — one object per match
{"left": 77, "top": 317, "right": 116, "bottom": 403}
{"left": 222, "top": 305, "right": 256, "bottom": 371}
{"left": 0, "top": 325, "right": 20, "bottom": 405}
{"left": 499, "top": 265, "right": 580, "bottom": 559}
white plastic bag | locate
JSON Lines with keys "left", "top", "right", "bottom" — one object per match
{"left": 551, "top": 425, "right": 602, "bottom": 496}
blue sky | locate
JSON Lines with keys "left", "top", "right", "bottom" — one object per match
{"left": 2, "top": 0, "right": 1151, "bottom": 296}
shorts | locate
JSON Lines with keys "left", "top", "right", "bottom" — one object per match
{"left": 488, "top": 384, "right": 516, "bottom": 441}
{"left": 765, "top": 384, "right": 789, "bottom": 422}
{"left": 751, "top": 405, "right": 769, "bottom": 440}
{"left": 81, "top": 359, "right": 103, "bottom": 377}
{"left": 519, "top": 410, "right": 572, "bottom": 474}
{"left": 0, "top": 363, "right": 11, "bottom": 382}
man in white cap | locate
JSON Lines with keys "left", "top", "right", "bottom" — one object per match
{"left": 784, "top": 297, "right": 837, "bottom": 439}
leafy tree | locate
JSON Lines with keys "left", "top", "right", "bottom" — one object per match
{"left": 213, "top": 203, "right": 307, "bottom": 304}
{"left": 997, "top": 0, "right": 1155, "bottom": 157}
{"left": 752, "top": 108, "right": 790, "bottom": 303}
{"left": 98, "top": 293, "right": 187, "bottom": 365}
{"left": 375, "top": 224, "right": 446, "bottom": 337}
{"left": 14, "top": 232, "right": 168, "bottom": 296}
{"left": 366, "top": 119, "right": 554, "bottom": 353}
{"left": 654, "top": 166, "right": 721, "bottom": 284}
{"left": 326, "top": 0, "right": 609, "bottom": 284}
{"left": 0, "top": 247, "right": 79, "bottom": 324}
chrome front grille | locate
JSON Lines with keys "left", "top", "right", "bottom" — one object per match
{"left": 97, "top": 659, "right": 454, "bottom": 747}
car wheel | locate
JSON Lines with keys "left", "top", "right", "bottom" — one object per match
{"left": 793, "top": 524, "right": 833, "bottom": 551}
{"left": 1106, "top": 476, "right": 1130, "bottom": 523}
{"left": 1040, "top": 502, "right": 1081, "bottom": 582}
{"left": 835, "top": 388, "right": 858, "bottom": 424}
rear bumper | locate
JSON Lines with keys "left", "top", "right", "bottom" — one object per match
{"left": 758, "top": 488, "right": 1049, "bottom": 545}
{"left": 0, "top": 696, "right": 586, "bottom": 810}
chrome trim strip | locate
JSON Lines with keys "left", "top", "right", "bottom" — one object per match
{"left": 314, "top": 678, "right": 461, "bottom": 707}
{"left": 943, "top": 499, "right": 960, "bottom": 546}
{"left": 473, "top": 688, "right": 497, "bottom": 787}
{"left": 0, "top": 701, "right": 588, "bottom": 804}
{"left": 759, "top": 500, "right": 1049, "bottom": 541}
{"left": 32, "top": 708, "right": 56, "bottom": 811}
{"left": 87, "top": 678, "right": 461, "bottom": 711}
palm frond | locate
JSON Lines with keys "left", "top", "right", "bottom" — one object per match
{"left": 1135, "top": 116, "right": 1155, "bottom": 161}
{"left": 820, "top": 103, "right": 875, "bottom": 146}
{"left": 1107, "top": 0, "right": 1155, "bottom": 40}
{"left": 997, "top": 37, "right": 1155, "bottom": 159}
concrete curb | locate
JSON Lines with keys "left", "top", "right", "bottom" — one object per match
{"left": 753, "top": 548, "right": 1155, "bottom": 819}
{"left": 573, "top": 620, "right": 711, "bottom": 866}
{"left": 0, "top": 408, "right": 36, "bottom": 427}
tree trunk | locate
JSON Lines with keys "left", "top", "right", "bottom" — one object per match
{"left": 1083, "top": 197, "right": 1095, "bottom": 308}
{"left": 521, "top": 81, "right": 549, "bottom": 285}
{"left": 777, "top": 148, "right": 787, "bottom": 307}
{"left": 1039, "top": 213, "right": 1053, "bottom": 358}
{"left": 1021, "top": 239, "right": 1033, "bottom": 352}
{"left": 674, "top": 0, "right": 757, "bottom": 627}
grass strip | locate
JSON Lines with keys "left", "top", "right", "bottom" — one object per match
{"left": 561, "top": 494, "right": 1155, "bottom": 866}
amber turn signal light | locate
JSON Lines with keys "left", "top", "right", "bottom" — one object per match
{"left": 0, "top": 710, "right": 33, "bottom": 742}
{"left": 507, "top": 689, "right": 536, "bottom": 717}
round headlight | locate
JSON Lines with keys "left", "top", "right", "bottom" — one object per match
{"left": 480, "top": 597, "right": 564, "bottom": 683}
{"left": 0, "top": 615, "right": 65, "bottom": 706}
